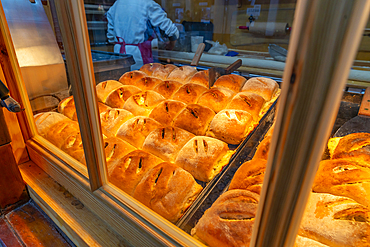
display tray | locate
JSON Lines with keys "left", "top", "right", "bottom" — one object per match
{"left": 176, "top": 100, "right": 277, "bottom": 232}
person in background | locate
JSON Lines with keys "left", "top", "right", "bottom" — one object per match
{"left": 107, "top": 0, "right": 179, "bottom": 70}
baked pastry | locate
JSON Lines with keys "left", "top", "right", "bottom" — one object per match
{"left": 207, "top": 109, "right": 254, "bottom": 145}
{"left": 254, "top": 134, "right": 272, "bottom": 160}
{"left": 241, "top": 77, "right": 279, "bottom": 101}
{"left": 134, "top": 77, "right": 163, "bottom": 91}
{"left": 103, "top": 137, "right": 136, "bottom": 175}
{"left": 148, "top": 100, "right": 186, "bottom": 126}
{"left": 34, "top": 112, "right": 70, "bottom": 137}
{"left": 99, "top": 108, "right": 134, "bottom": 137}
{"left": 173, "top": 104, "right": 215, "bottom": 136}
{"left": 45, "top": 120, "right": 80, "bottom": 149}
{"left": 139, "top": 63, "right": 163, "bottom": 76}
{"left": 96, "top": 80, "right": 123, "bottom": 103}
{"left": 189, "top": 70, "right": 209, "bottom": 88}
{"left": 331, "top": 132, "right": 370, "bottom": 159}
{"left": 332, "top": 145, "right": 370, "bottom": 163}
{"left": 115, "top": 116, "right": 163, "bottom": 148}
{"left": 175, "top": 136, "right": 234, "bottom": 182}
{"left": 197, "top": 87, "right": 235, "bottom": 113}
{"left": 108, "top": 150, "right": 163, "bottom": 195}
{"left": 153, "top": 80, "right": 183, "bottom": 99}
{"left": 312, "top": 158, "right": 370, "bottom": 207}
{"left": 299, "top": 192, "right": 370, "bottom": 247}
{"left": 104, "top": 85, "right": 142, "bottom": 108}
{"left": 142, "top": 126, "right": 195, "bottom": 163}
{"left": 226, "top": 92, "right": 266, "bottom": 120}
{"left": 171, "top": 83, "right": 208, "bottom": 104}
{"left": 119, "top": 70, "right": 147, "bottom": 85}
{"left": 294, "top": 236, "right": 329, "bottom": 247}
{"left": 213, "top": 74, "right": 246, "bottom": 93}
{"left": 228, "top": 158, "right": 267, "bottom": 194}
{"left": 151, "top": 64, "right": 177, "bottom": 80}
{"left": 191, "top": 189, "right": 259, "bottom": 247}
{"left": 167, "top": 66, "right": 197, "bottom": 84}
{"left": 133, "top": 162, "right": 203, "bottom": 223}
{"left": 60, "top": 132, "right": 85, "bottom": 163}
{"left": 123, "top": 90, "right": 165, "bottom": 116}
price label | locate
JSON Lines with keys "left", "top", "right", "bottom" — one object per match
{"left": 247, "top": 5, "right": 261, "bottom": 16}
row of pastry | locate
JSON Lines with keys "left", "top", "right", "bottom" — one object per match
{"left": 191, "top": 127, "right": 370, "bottom": 247}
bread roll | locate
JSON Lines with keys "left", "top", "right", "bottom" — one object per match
{"left": 108, "top": 150, "right": 163, "bottom": 195}
{"left": 133, "top": 162, "right": 203, "bottom": 223}
{"left": 148, "top": 100, "right": 186, "bottom": 126}
{"left": 153, "top": 80, "right": 183, "bottom": 99}
{"left": 134, "top": 77, "right": 163, "bottom": 91}
{"left": 119, "top": 70, "right": 147, "bottom": 85}
{"left": 173, "top": 104, "right": 215, "bottom": 136}
{"left": 197, "top": 87, "right": 235, "bottom": 113}
{"left": 99, "top": 108, "right": 134, "bottom": 136}
{"left": 96, "top": 80, "right": 123, "bottom": 103}
{"left": 116, "top": 116, "right": 163, "bottom": 148}
{"left": 254, "top": 135, "right": 272, "bottom": 160}
{"left": 151, "top": 64, "right": 177, "bottom": 80}
{"left": 213, "top": 74, "right": 246, "bottom": 93}
{"left": 142, "top": 126, "right": 195, "bottom": 163}
{"left": 189, "top": 70, "right": 209, "bottom": 88}
{"left": 175, "top": 136, "right": 234, "bottom": 182}
{"left": 241, "top": 77, "right": 278, "bottom": 101}
{"left": 299, "top": 193, "right": 370, "bottom": 247}
{"left": 167, "top": 66, "right": 197, "bottom": 83}
{"left": 34, "top": 112, "right": 70, "bottom": 137}
{"left": 332, "top": 145, "right": 370, "bottom": 163}
{"left": 60, "top": 132, "right": 85, "bottom": 163}
{"left": 226, "top": 92, "right": 266, "bottom": 120}
{"left": 191, "top": 189, "right": 259, "bottom": 247}
{"left": 207, "top": 109, "right": 254, "bottom": 145}
{"left": 331, "top": 132, "right": 370, "bottom": 159}
{"left": 228, "top": 158, "right": 267, "bottom": 194}
{"left": 294, "top": 236, "right": 329, "bottom": 247}
{"left": 312, "top": 158, "right": 370, "bottom": 207}
{"left": 123, "top": 90, "right": 165, "bottom": 116}
{"left": 171, "top": 83, "right": 208, "bottom": 104}
{"left": 104, "top": 85, "right": 142, "bottom": 108}
{"left": 103, "top": 137, "right": 136, "bottom": 175}
{"left": 139, "top": 63, "right": 163, "bottom": 76}
{"left": 45, "top": 120, "right": 80, "bottom": 149}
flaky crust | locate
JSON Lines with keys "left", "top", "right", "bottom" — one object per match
{"left": 197, "top": 87, "right": 235, "bottom": 113}
{"left": 119, "top": 70, "right": 147, "bottom": 85}
{"left": 241, "top": 77, "right": 278, "bottom": 101}
{"left": 115, "top": 116, "right": 163, "bottom": 148}
{"left": 139, "top": 63, "right": 163, "bottom": 76}
{"left": 175, "top": 136, "right": 230, "bottom": 182}
{"left": 108, "top": 150, "right": 163, "bottom": 195}
{"left": 148, "top": 100, "right": 186, "bottom": 126}
{"left": 332, "top": 133, "right": 370, "bottom": 159}
{"left": 213, "top": 74, "right": 246, "bottom": 93}
{"left": 96, "top": 80, "right": 123, "bottom": 103}
{"left": 133, "top": 162, "right": 203, "bottom": 223}
{"left": 103, "top": 137, "right": 136, "bottom": 175}
{"left": 228, "top": 158, "right": 267, "bottom": 194}
{"left": 99, "top": 108, "right": 134, "bottom": 137}
{"left": 191, "top": 190, "right": 259, "bottom": 247}
{"left": 151, "top": 64, "right": 177, "bottom": 80}
{"left": 153, "top": 80, "right": 183, "bottom": 99}
{"left": 173, "top": 104, "right": 215, "bottom": 136}
{"left": 167, "top": 66, "right": 197, "bottom": 83}
{"left": 142, "top": 127, "right": 195, "bottom": 163}
{"left": 134, "top": 77, "right": 163, "bottom": 91}
{"left": 189, "top": 70, "right": 209, "bottom": 88}
{"left": 226, "top": 92, "right": 266, "bottom": 120}
{"left": 104, "top": 85, "right": 142, "bottom": 108}
{"left": 171, "top": 83, "right": 208, "bottom": 104}
{"left": 123, "top": 90, "right": 165, "bottom": 116}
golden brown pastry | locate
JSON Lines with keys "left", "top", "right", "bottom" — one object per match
{"left": 99, "top": 108, "right": 134, "bottom": 137}
{"left": 189, "top": 70, "right": 209, "bottom": 88}
{"left": 167, "top": 66, "right": 197, "bottom": 84}
{"left": 134, "top": 77, "right": 163, "bottom": 91}
{"left": 142, "top": 126, "right": 195, "bottom": 163}
{"left": 108, "top": 150, "right": 163, "bottom": 195}
{"left": 148, "top": 100, "right": 186, "bottom": 126}
{"left": 228, "top": 158, "right": 267, "bottom": 194}
{"left": 333, "top": 145, "right": 370, "bottom": 163}
{"left": 299, "top": 193, "right": 370, "bottom": 247}
{"left": 191, "top": 189, "right": 259, "bottom": 247}
{"left": 151, "top": 64, "right": 177, "bottom": 80}
{"left": 294, "top": 236, "right": 329, "bottom": 247}
{"left": 60, "top": 132, "right": 85, "bottom": 163}
{"left": 241, "top": 77, "right": 279, "bottom": 101}
{"left": 45, "top": 120, "right": 80, "bottom": 149}
{"left": 197, "top": 87, "right": 235, "bottom": 113}
{"left": 173, "top": 104, "right": 215, "bottom": 136}
{"left": 103, "top": 137, "right": 136, "bottom": 175}
{"left": 226, "top": 92, "right": 266, "bottom": 120}
{"left": 104, "top": 85, "right": 142, "bottom": 108}
{"left": 175, "top": 136, "right": 234, "bottom": 182}
{"left": 254, "top": 135, "right": 272, "bottom": 160}
{"left": 153, "top": 80, "right": 183, "bottom": 99}
{"left": 207, "top": 109, "right": 254, "bottom": 145}
{"left": 123, "top": 90, "right": 165, "bottom": 116}
{"left": 119, "top": 70, "right": 147, "bottom": 85}
{"left": 331, "top": 132, "right": 370, "bottom": 159}
{"left": 171, "top": 83, "right": 208, "bottom": 104}
{"left": 213, "top": 74, "right": 246, "bottom": 93}
{"left": 34, "top": 112, "right": 70, "bottom": 137}
{"left": 115, "top": 116, "right": 163, "bottom": 148}
{"left": 96, "top": 80, "right": 123, "bottom": 103}
{"left": 139, "top": 63, "right": 163, "bottom": 76}
{"left": 312, "top": 158, "right": 370, "bottom": 207}
{"left": 133, "top": 162, "right": 203, "bottom": 223}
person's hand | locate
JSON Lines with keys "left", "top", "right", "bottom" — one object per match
{"left": 165, "top": 40, "right": 176, "bottom": 50}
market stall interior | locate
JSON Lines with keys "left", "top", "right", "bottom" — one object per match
{"left": 0, "top": 0, "right": 370, "bottom": 246}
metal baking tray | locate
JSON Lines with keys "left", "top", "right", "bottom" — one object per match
{"left": 176, "top": 100, "right": 277, "bottom": 232}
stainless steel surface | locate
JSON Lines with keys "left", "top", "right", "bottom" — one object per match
{"left": 250, "top": 0, "right": 370, "bottom": 247}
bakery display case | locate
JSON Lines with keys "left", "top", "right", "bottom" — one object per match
{"left": 0, "top": 0, "right": 370, "bottom": 246}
